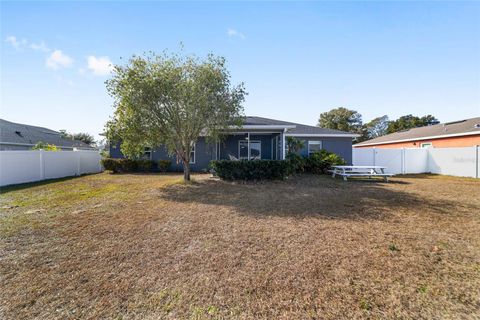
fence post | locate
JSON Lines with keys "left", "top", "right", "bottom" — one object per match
{"left": 98, "top": 152, "right": 102, "bottom": 172}
{"left": 74, "top": 148, "right": 81, "bottom": 176}
{"left": 476, "top": 145, "right": 479, "bottom": 179}
{"left": 39, "top": 150, "right": 45, "bottom": 180}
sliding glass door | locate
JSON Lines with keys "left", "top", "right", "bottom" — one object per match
{"left": 239, "top": 140, "right": 261, "bottom": 160}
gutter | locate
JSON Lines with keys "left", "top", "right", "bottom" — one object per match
{"left": 354, "top": 131, "right": 480, "bottom": 147}
{"left": 0, "top": 141, "right": 95, "bottom": 150}
{"left": 228, "top": 125, "right": 297, "bottom": 130}
{"left": 286, "top": 133, "right": 361, "bottom": 138}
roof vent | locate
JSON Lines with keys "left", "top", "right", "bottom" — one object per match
{"left": 474, "top": 123, "right": 480, "bottom": 129}
{"left": 15, "top": 130, "right": 23, "bottom": 137}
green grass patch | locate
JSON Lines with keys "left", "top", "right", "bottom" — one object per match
{"left": 6, "top": 183, "right": 121, "bottom": 209}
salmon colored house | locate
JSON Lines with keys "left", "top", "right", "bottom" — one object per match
{"left": 354, "top": 117, "right": 480, "bottom": 149}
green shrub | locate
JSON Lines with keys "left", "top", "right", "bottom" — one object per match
{"left": 101, "top": 158, "right": 120, "bottom": 173}
{"left": 119, "top": 159, "right": 140, "bottom": 172}
{"left": 158, "top": 160, "right": 172, "bottom": 172}
{"left": 210, "top": 160, "right": 290, "bottom": 181}
{"left": 137, "top": 159, "right": 155, "bottom": 172}
{"left": 101, "top": 158, "right": 156, "bottom": 173}
{"left": 32, "top": 141, "right": 59, "bottom": 151}
{"left": 285, "top": 152, "right": 305, "bottom": 174}
{"left": 305, "top": 150, "right": 346, "bottom": 174}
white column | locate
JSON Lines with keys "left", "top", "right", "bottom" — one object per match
{"left": 281, "top": 129, "right": 286, "bottom": 160}
{"left": 247, "top": 132, "right": 250, "bottom": 160}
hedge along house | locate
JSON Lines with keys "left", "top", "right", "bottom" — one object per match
{"left": 109, "top": 116, "right": 359, "bottom": 171}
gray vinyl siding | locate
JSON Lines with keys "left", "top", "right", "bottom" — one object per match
{"left": 110, "top": 138, "right": 216, "bottom": 172}
{"left": 294, "top": 137, "right": 353, "bottom": 164}
{"left": 109, "top": 134, "right": 353, "bottom": 170}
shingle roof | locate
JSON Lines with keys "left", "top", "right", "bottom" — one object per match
{"left": 0, "top": 118, "right": 94, "bottom": 149}
{"left": 355, "top": 117, "right": 480, "bottom": 146}
{"left": 244, "top": 116, "right": 358, "bottom": 136}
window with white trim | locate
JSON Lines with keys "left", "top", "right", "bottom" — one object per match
{"left": 308, "top": 140, "right": 322, "bottom": 156}
{"left": 239, "top": 140, "right": 261, "bottom": 160}
{"left": 142, "top": 147, "right": 152, "bottom": 160}
{"left": 420, "top": 142, "right": 432, "bottom": 148}
{"left": 190, "top": 143, "right": 196, "bottom": 164}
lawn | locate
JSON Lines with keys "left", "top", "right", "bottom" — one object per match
{"left": 0, "top": 173, "right": 479, "bottom": 319}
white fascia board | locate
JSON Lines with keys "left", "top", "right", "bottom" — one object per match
{"left": 285, "top": 133, "right": 361, "bottom": 138}
{"left": 228, "top": 125, "right": 296, "bottom": 130}
{"left": 353, "top": 131, "right": 480, "bottom": 147}
{"left": 0, "top": 141, "right": 92, "bottom": 150}
{"left": 224, "top": 131, "right": 283, "bottom": 135}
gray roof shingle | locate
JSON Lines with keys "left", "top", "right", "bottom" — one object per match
{"left": 0, "top": 118, "right": 94, "bottom": 149}
{"left": 355, "top": 117, "right": 480, "bottom": 146}
{"left": 243, "top": 116, "right": 357, "bottom": 136}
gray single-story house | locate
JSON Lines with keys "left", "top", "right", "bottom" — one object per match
{"left": 110, "top": 116, "right": 359, "bottom": 171}
{"left": 0, "top": 118, "right": 94, "bottom": 151}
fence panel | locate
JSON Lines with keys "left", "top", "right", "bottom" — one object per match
{"left": 0, "top": 150, "right": 103, "bottom": 187}
{"left": 353, "top": 146, "right": 479, "bottom": 178}
{"left": 428, "top": 147, "right": 477, "bottom": 178}
{"left": 404, "top": 148, "right": 428, "bottom": 174}
{"left": 373, "top": 149, "right": 403, "bottom": 174}
{"left": 43, "top": 151, "right": 79, "bottom": 180}
{"left": 0, "top": 151, "right": 43, "bottom": 186}
{"left": 352, "top": 148, "right": 375, "bottom": 166}
{"left": 80, "top": 151, "right": 102, "bottom": 174}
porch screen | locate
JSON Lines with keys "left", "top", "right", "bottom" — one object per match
{"left": 239, "top": 140, "right": 261, "bottom": 160}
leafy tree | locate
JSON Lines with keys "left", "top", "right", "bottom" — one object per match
{"left": 387, "top": 114, "right": 439, "bottom": 134}
{"left": 105, "top": 51, "right": 246, "bottom": 181}
{"left": 32, "top": 141, "right": 59, "bottom": 151}
{"left": 59, "top": 130, "right": 96, "bottom": 146}
{"left": 72, "top": 133, "right": 96, "bottom": 146}
{"left": 286, "top": 136, "right": 305, "bottom": 154}
{"left": 59, "top": 129, "right": 68, "bottom": 138}
{"left": 318, "top": 107, "right": 362, "bottom": 133}
{"left": 359, "top": 115, "right": 389, "bottom": 142}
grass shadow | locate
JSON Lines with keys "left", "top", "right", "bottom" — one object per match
{"left": 158, "top": 174, "right": 461, "bottom": 220}
{"left": 0, "top": 175, "right": 82, "bottom": 195}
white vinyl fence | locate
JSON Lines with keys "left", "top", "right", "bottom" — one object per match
{"left": 353, "top": 146, "right": 479, "bottom": 178}
{"left": 0, "top": 150, "right": 103, "bottom": 187}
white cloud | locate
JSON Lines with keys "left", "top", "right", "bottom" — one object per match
{"left": 87, "top": 56, "right": 113, "bottom": 76}
{"left": 46, "top": 50, "right": 73, "bottom": 69}
{"left": 5, "top": 36, "right": 51, "bottom": 52}
{"left": 30, "top": 41, "right": 50, "bottom": 52}
{"left": 227, "top": 28, "right": 246, "bottom": 40}
{"left": 5, "top": 36, "right": 27, "bottom": 49}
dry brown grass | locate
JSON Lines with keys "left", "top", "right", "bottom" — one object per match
{"left": 0, "top": 173, "right": 479, "bottom": 319}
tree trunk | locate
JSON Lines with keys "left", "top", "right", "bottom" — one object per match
{"left": 183, "top": 162, "right": 191, "bottom": 181}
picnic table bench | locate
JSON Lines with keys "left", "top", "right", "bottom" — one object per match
{"left": 329, "top": 165, "right": 394, "bottom": 182}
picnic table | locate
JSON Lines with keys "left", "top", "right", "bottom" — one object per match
{"left": 330, "top": 165, "right": 394, "bottom": 182}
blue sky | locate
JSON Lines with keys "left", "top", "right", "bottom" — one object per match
{"left": 1, "top": 1, "right": 479, "bottom": 140}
